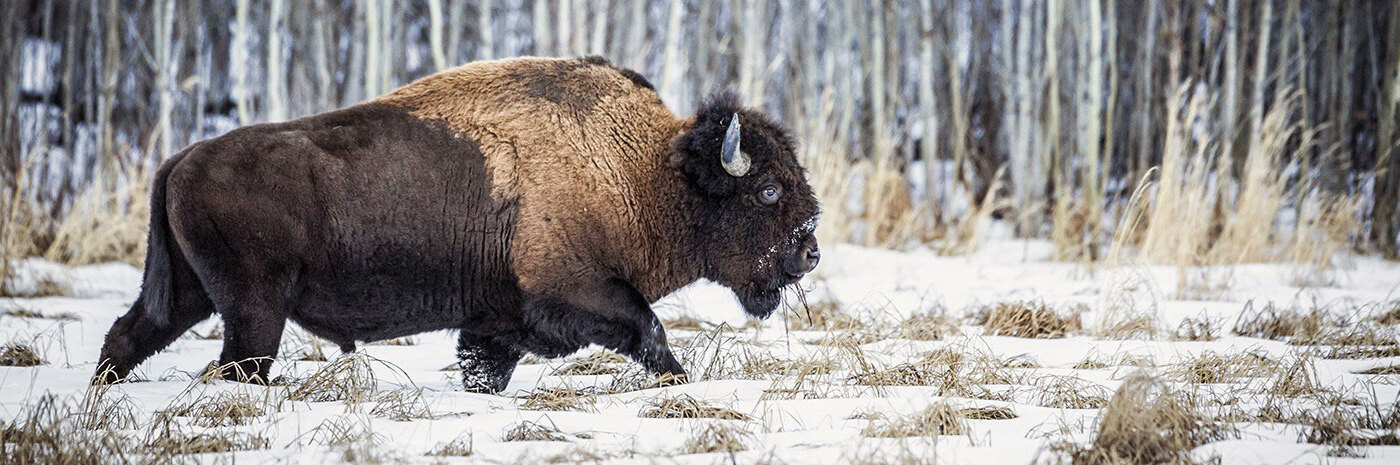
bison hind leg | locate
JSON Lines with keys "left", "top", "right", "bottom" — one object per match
{"left": 94, "top": 284, "right": 215, "bottom": 384}
{"left": 456, "top": 332, "right": 522, "bottom": 394}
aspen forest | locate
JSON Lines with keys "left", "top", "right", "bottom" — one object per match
{"left": 4, "top": 0, "right": 1400, "bottom": 268}
{"left": 8, "top": 3, "right": 1400, "bottom": 464}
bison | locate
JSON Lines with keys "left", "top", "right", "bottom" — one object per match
{"left": 94, "top": 56, "right": 820, "bottom": 393}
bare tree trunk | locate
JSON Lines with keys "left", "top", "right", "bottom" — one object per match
{"left": 427, "top": 0, "right": 447, "bottom": 70}
{"left": 659, "top": 0, "right": 685, "bottom": 108}
{"left": 232, "top": 0, "right": 253, "bottom": 125}
{"left": 1374, "top": 2, "right": 1400, "bottom": 258}
{"left": 478, "top": 0, "right": 494, "bottom": 60}
{"left": 153, "top": 0, "right": 176, "bottom": 160}
{"left": 267, "top": 0, "right": 288, "bottom": 121}
{"left": 98, "top": 0, "right": 120, "bottom": 182}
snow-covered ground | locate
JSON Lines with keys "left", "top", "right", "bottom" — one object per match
{"left": 2, "top": 236, "right": 1399, "bottom": 464}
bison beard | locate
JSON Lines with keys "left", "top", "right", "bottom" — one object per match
{"left": 91, "top": 57, "right": 818, "bottom": 394}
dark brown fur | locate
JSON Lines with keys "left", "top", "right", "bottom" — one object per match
{"left": 95, "top": 57, "right": 820, "bottom": 393}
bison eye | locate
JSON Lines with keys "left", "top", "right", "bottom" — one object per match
{"left": 759, "top": 184, "right": 782, "bottom": 205}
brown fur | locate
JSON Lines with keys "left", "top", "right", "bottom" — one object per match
{"left": 376, "top": 57, "right": 698, "bottom": 302}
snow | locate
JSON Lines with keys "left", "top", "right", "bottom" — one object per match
{"left": 2, "top": 237, "right": 1399, "bottom": 464}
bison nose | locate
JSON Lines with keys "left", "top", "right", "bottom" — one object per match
{"left": 787, "top": 243, "right": 819, "bottom": 277}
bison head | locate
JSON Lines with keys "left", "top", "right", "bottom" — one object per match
{"left": 674, "top": 93, "right": 821, "bottom": 319}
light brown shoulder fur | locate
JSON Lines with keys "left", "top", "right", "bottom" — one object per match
{"left": 375, "top": 57, "right": 694, "bottom": 298}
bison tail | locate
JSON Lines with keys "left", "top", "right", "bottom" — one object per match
{"left": 139, "top": 156, "right": 182, "bottom": 327}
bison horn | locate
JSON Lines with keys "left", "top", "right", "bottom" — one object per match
{"left": 720, "top": 112, "right": 751, "bottom": 177}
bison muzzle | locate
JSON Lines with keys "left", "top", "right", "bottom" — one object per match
{"left": 94, "top": 56, "right": 820, "bottom": 393}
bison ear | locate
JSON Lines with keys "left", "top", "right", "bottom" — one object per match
{"left": 676, "top": 93, "right": 746, "bottom": 197}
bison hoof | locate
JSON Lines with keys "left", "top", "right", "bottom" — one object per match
{"left": 461, "top": 373, "right": 511, "bottom": 394}
{"left": 652, "top": 369, "right": 688, "bottom": 387}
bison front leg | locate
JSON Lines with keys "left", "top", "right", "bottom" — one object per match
{"left": 523, "top": 278, "right": 686, "bottom": 380}
{"left": 456, "top": 333, "right": 522, "bottom": 394}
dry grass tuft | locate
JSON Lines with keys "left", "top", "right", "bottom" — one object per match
{"left": 956, "top": 406, "right": 1017, "bottom": 420}
{"left": 518, "top": 386, "right": 599, "bottom": 412}
{"left": 502, "top": 420, "right": 569, "bottom": 442}
{"left": 848, "top": 346, "right": 1026, "bottom": 398}
{"left": 1264, "top": 355, "right": 1325, "bottom": 398}
{"left": 160, "top": 391, "right": 267, "bottom": 427}
{"left": 1028, "top": 375, "right": 1110, "bottom": 409}
{"left": 976, "top": 301, "right": 1082, "bottom": 338}
{"left": 426, "top": 436, "right": 473, "bottom": 457}
{"left": 1231, "top": 300, "right": 1329, "bottom": 341}
{"left": 0, "top": 342, "right": 44, "bottom": 366}
{"left": 0, "top": 395, "right": 145, "bottom": 465}
{"left": 1, "top": 306, "right": 79, "bottom": 321}
{"left": 143, "top": 429, "right": 269, "bottom": 455}
{"left": 302, "top": 416, "right": 386, "bottom": 447}
{"left": 370, "top": 388, "right": 433, "bottom": 421}
{"left": 286, "top": 352, "right": 378, "bottom": 403}
{"left": 861, "top": 403, "right": 967, "bottom": 438}
{"left": 895, "top": 309, "right": 959, "bottom": 341}
{"left": 662, "top": 314, "right": 711, "bottom": 331}
{"left": 1355, "top": 365, "right": 1400, "bottom": 375}
{"left": 1171, "top": 313, "right": 1218, "bottom": 341}
{"left": 1, "top": 272, "right": 74, "bottom": 299}
{"left": 787, "top": 296, "right": 866, "bottom": 331}
{"left": 1166, "top": 350, "right": 1277, "bottom": 384}
{"left": 1295, "top": 400, "right": 1400, "bottom": 457}
{"left": 1374, "top": 302, "right": 1400, "bottom": 326}
{"left": 552, "top": 351, "right": 627, "bottom": 376}
{"left": 639, "top": 394, "right": 750, "bottom": 421}
{"left": 1054, "top": 372, "right": 1230, "bottom": 465}
{"left": 682, "top": 422, "right": 750, "bottom": 454}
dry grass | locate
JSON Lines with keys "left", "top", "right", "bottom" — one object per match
{"left": 1166, "top": 350, "right": 1277, "bottom": 384}
{"left": 1355, "top": 365, "right": 1400, "bottom": 375}
{"left": 1264, "top": 355, "right": 1324, "bottom": 398}
{"left": 143, "top": 427, "right": 268, "bottom": 455}
{"left": 1295, "top": 399, "right": 1400, "bottom": 457}
{"left": 861, "top": 403, "right": 967, "bottom": 438}
{"left": 957, "top": 406, "right": 1017, "bottom": 420}
{"left": 848, "top": 346, "right": 1026, "bottom": 399}
{"left": 0, "top": 342, "right": 44, "bottom": 366}
{"left": 160, "top": 391, "right": 267, "bottom": 427}
{"left": 42, "top": 167, "right": 151, "bottom": 267}
{"left": 786, "top": 295, "right": 866, "bottom": 331}
{"left": 639, "top": 394, "right": 750, "bottom": 421}
{"left": 0, "top": 272, "right": 72, "bottom": 298}
{"left": 552, "top": 351, "right": 627, "bottom": 376}
{"left": 0, "top": 395, "right": 150, "bottom": 465}
{"left": 1287, "top": 195, "right": 1360, "bottom": 288}
{"left": 518, "top": 386, "right": 599, "bottom": 412}
{"left": 286, "top": 352, "right": 378, "bottom": 403}
{"left": 1171, "top": 313, "right": 1218, "bottom": 341}
{"left": 895, "top": 308, "right": 959, "bottom": 341}
{"left": 1052, "top": 372, "right": 1230, "bottom": 465}
{"left": 681, "top": 422, "right": 750, "bottom": 454}
{"left": 426, "top": 437, "right": 474, "bottom": 457}
{"left": 370, "top": 388, "right": 433, "bottom": 421}
{"left": 938, "top": 168, "right": 1009, "bottom": 256}
{"left": 502, "top": 420, "right": 569, "bottom": 442}
{"left": 301, "top": 416, "right": 386, "bottom": 447}
{"left": 662, "top": 314, "right": 711, "bottom": 331}
{"left": 976, "top": 301, "right": 1082, "bottom": 339}
{"left": 1231, "top": 300, "right": 1329, "bottom": 341}
{"left": 1027, "top": 375, "right": 1110, "bottom": 409}
{"left": 1, "top": 306, "right": 79, "bottom": 321}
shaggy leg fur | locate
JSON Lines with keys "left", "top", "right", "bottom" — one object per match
{"left": 212, "top": 286, "right": 290, "bottom": 384}
{"left": 457, "top": 333, "right": 522, "bottom": 393}
{"left": 519, "top": 278, "right": 686, "bottom": 379}
{"left": 93, "top": 265, "right": 214, "bottom": 384}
